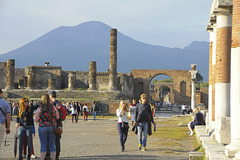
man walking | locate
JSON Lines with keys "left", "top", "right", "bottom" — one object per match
{"left": 134, "top": 94, "right": 156, "bottom": 151}
{"left": 91, "top": 101, "right": 97, "bottom": 120}
{"left": 0, "top": 88, "right": 11, "bottom": 150}
{"left": 47, "top": 91, "right": 65, "bottom": 160}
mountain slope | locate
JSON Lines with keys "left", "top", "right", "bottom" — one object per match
{"left": 0, "top": 21, "right": 209, "bottom": 81}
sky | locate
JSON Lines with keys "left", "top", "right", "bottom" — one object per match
{"left": 0, "top": 0, "right": 213, "bottom": 55}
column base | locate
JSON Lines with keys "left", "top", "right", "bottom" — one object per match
{"left": 215, "top": 116, "right": 231, "bottom": 144}
{"left": 225, "top": 142, "right": 240, "bottom": 157}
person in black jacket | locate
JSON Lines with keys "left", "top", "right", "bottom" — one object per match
{"left": 187, "top": 108, "right": 204, "bottom": 136}
{"left": 134, "top": 94, "right": 156, "bottom": 151}
{"left": 16, "top": 98, "right": 37, "bottom": 160}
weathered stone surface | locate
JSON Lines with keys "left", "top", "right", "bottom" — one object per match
{"left": 109, "top": 28, "right": 117, "bottom": 91}
{"left": 189, "top": 152, "right": 204, "bottom": 160}
{"left": 89, "top": 61, "right": 97, "bottom": 90}
{"left": 5, "top": 59, "right": 15, "bottom": 89}
{"left": 215, "top": 116, "right": 230, "bottom": 144}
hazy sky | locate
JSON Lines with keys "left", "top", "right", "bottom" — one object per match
{"left": 0, "top": 0, "right": 212, "bottom": 55}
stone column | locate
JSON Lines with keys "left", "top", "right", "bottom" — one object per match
{"left": 18, "top": 79, "right": 24, "bottom": 89}
{"left": 108, "top": 28, "right": 118, "bottom": 91}
{"left": 214, "top": 11, "right": 232, "bottom": 144}
{"left": 27, "top": 70, "right": 34, "bottom": 90}
{"left": 68, "top": 72, "right": 76, "bottom": 90}
{"left": 47, "top": 79, "right": 56, "bottom": 90}
{"left": 226, "top": 0, "right": 240, "bottom": 158}
{"left": 206, "top": 27, "right": 214, "bottom": 132}
{"left": 89, "top": 61, "right": 97, "bottom": 90}
{"left": 189, "top": 64, "right": 198, "bottom": 110}
{"left": 5, "top": 59, "right": 15, "bottom": 89}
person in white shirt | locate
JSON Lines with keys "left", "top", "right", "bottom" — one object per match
{"left": 82, "top": 104, "right": 89, "bottom": 121}
{"left": 129, "top": 99, "right": 137, "bottom": 126}
{"left": 70, "top": 103, "right": 77, "bottom": 123}
{"left": 182, "top": 104, "right": 187, "bottom": 115}
{"left": 116, "top": 100, "right": 129, "bottom": 152}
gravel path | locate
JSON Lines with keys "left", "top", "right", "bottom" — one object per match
{"left": 0, "top": 114, "right": 194, "bottom": 160}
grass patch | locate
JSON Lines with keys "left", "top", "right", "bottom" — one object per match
{"left": 154, "top": 116, "right": 192, "bottom": 140}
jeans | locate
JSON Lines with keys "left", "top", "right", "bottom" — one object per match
{"left": 137, "top": 121, "right": 148, "bottom": 147}
{"left": 38, "top": 127, "right": 56, "bottom": 152}
{"left": 117, "top": 123, "right": 128, "bottom": 149}
{"left": 93, "top": 111, "right": 97, "bottom": 120}
{"left": 18, "top": 126, "right": 33, "bottom": 157}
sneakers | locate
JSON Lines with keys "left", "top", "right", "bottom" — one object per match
{"left": 22, "top": 155, "right": 26, "bottom": 158}
{"left": 188, "top": 131, "right": 194, "bottom": 136}
{"left": 31, "top": 154, "right": 37, "bottom": 158}
{"left": 138, "top": 144, "right": 142, "bottom": 150}
{"left": 142, "top": 147, "right": 147, "bottom": 151}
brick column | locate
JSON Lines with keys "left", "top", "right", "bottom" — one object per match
{"left": 214, "top": 11, "right": 232, "bottom": 144}
{"left": 89, "top": 61, "right": 97, "bottom": 90}
{"left": 226, "top": 0, "right": 240, "bottom": 158}
{"left": 5, "top": 59, "right": 15, "bottom": 89}
{"left": 211, "top": 25, "right": 217, "bottom": 123}
{"left": 108, "top": 29, "right": 118, "bottom": 91}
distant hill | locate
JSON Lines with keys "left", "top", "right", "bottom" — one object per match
{"left": 0, "top": 21, "right": 209, "bottom": 81}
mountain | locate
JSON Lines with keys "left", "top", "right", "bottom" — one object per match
{"left": 0, "top": 21, "right": 209, "bottom": 81}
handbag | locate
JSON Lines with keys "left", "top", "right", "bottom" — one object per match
{"left": 121, "top": 122, "right": 129, "bottom": 129}
{"left": 54, "top": 126, "right": 62, "bottom": 135}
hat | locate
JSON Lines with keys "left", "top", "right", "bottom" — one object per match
{"left": 48, "top": 91, "right": 56, "bottom": 96}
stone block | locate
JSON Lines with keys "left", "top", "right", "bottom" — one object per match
{"left": 189, "top": 152, "right": 204, "bottom": 160}
{"left": 215, "top": 116, "right": 231, "bottom": 144}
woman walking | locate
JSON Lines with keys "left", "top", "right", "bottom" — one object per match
{"left": 35, "top": 94, "right": 59, "bottom": 160}
{"left": 116, "top": 100, "right": 129, "bottom": 152}
{"left": 16, "top": 98, "right": 36, "bottom": 160}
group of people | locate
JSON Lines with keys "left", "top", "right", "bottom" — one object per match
{"left": 116, "top": 94, "right": 156, "bottom": 152}
{"left": 0, "top": 87, "right": 206, "bottom": 159}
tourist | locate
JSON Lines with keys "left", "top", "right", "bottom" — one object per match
{"left": 91, "top": 101, "right": 97, "bottom": 120}
{"left": 116, "top": 100, "right": 129, "bottom": 152}
{"left": 0, "top": 88, "right": 11, "bottom": 150}
{"left": 23, "top": 119, "right": 37, "bottom": 159}
{"left": 129, "top": 99, "right": 137, "bottom": 126}
{"left": 16, "top": 98, "right": 37, "bottom": 160}
{"left": 134, "top": 94, "right": 156, "bottom": 151}
{"left": 70, "top": 102, "right": 77, "bottom": 123}
{"left": 187, "top": 108, "right": 204, "bottom": 136}
{"left": 182, "top": 103, "right": 187, "bottom": 115}
{"left": 76, "top": 102, "right": 80, "bottom": 121}
{"left": 48, "top": 91, "right": 65, "bottom": 160}
{"left": 82, "top": 104, "right": 89, "bottom": 121}
{"left": 35, "top": 94, "right": 59, "bottom": 160}
{"left": 12, "top": 101, "right": 19, "bottom": 115}
{"left": 150, "top": 102, "right": 156, "bottom": 117}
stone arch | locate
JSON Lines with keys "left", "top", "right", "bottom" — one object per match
{"left": 132, "top": 69, "right": 192, "bottom": 105}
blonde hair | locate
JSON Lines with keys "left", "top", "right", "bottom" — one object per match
{"left": 140, "top": 94, "right": 147, "bottom": 99}
{"left": 18, "top": 98, "right": 29, "bottom": 118}
{"left": 193, "top": 108, "right": 199, "bottom": 113}
{"left": 119, "top": 100, "right": 128, "bottom": 112}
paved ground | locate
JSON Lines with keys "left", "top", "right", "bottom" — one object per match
{"left": 0, "top": 112, "right": 195, "bottom": 160}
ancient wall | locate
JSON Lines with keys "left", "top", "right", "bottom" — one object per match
{"left": 118, "top": 74, "right": 134, "bottom": 99}
{"left": 0, "top": 62, "right": 7, "bottom": 89}
{"left": 132, "top": 69, "right": 192, "bottom": 105}
{"left": 25, "top": 66, "right": 62, "bottom": 89}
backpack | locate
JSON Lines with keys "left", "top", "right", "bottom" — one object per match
{"left": 83, "top": 107, "right": 87, "bottom": 112}
{"left": 56, "top": 102, "right": 67, "bottom": 121}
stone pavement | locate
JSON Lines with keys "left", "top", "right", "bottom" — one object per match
{"left": 1, "top": 115, "right": 193, "bottom": 160}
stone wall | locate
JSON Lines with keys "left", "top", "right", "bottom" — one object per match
{"left": 0, "top": 62, "right": 7, "bottom": 89}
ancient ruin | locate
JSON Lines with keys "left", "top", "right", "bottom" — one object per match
{"left": 0, "top": 28, "right": 205, "bottom": 115}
